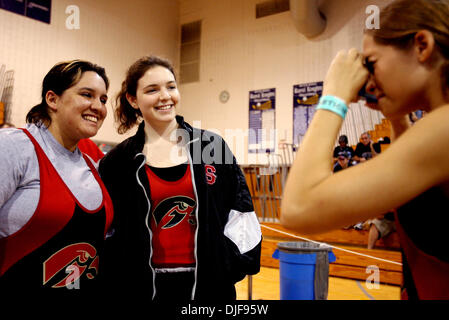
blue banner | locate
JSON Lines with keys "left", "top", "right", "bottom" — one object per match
{"left": 1, "top": 0, "right": 51, "bottom": 24}
{"left": 293, "top": 82, "right": 323, "bottom": 145}
{"left": 249, "top": 88, "right": 276, "bottom": 154}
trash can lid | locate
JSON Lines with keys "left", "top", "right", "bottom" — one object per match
{"left": 277, "top": 241, "right": 332, "bottom": 253}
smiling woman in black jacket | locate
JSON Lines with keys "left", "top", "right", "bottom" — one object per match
{"left": 99, "top": 55, "right": 261, "bottom": 301}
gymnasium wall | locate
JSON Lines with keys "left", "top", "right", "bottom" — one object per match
{"left": 178, "top": 0, "right": 393, "bottom": 164}
{"left": 0, "top": 0, "right": 179, "bottom": 143}
{"left": 1, "top": 0, "right": 394, "bottom": 163}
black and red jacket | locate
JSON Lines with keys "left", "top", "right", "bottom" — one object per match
{"left": 98, "top": 116, "right": 262, "bottom": 300}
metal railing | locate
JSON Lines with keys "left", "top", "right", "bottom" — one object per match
{"left": 241, "top": 143, "right": 298, "bottom": 299}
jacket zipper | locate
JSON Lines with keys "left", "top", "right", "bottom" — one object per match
{"left": 134, "top": 153, "right": 157, "bottom": 300}
{"left": 186, "top": 138, "right": 200, "bottom": 300}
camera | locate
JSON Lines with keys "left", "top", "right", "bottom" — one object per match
{"left": 358, "top": 86, "right": 378, "bottom": 103}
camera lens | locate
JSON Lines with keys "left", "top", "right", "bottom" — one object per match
{"left": 359, "top": 86, "right": 377, "bottom": 103}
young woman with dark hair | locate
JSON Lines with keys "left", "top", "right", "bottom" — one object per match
{"left": 99, "top": 55, "right": 261, "bottom": 301}
{"left": 0, "top": 60, "right": 113, "bottom": 291}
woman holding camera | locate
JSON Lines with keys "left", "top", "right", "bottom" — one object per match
{"left": 281, "top": 0, "right": 449, "bottom": 299}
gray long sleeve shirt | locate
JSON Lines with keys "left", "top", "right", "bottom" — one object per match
{"left": 0, "top": 124, "right": 103, "bottom": 238}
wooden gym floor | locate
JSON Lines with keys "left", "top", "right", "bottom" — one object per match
{"left": 235, "top": 267, "right": 401, "bottom": 300}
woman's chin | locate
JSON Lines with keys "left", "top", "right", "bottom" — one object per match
{"left": 365, "top": 101, "right": 381, "bottom": 110}
{"left": 80, "top": 126, "right": 101, "bottom": 140}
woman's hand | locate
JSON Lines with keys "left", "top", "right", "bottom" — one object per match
{"left": 322, "top": 49, "right": 369, "bottom": 104}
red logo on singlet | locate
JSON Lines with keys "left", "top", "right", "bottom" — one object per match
{"left": 43, "top": 242, "right": 99, "bottom": 288}
{"left": 205, "top": 165, "right": 217, "bottom": 185}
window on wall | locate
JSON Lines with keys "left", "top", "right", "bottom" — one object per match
{"left": 180, "top": 20, "right": 201, "bottom": 84}
{"left": 256, "top": 0, "right": 290, "bottom": 19}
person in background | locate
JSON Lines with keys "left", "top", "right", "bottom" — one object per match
{"left": 0, "top": 60, "right": 113, "bottom": 291}
{"left": 99, "top": 55, "right": 261, "bottom": 301}
{"left": 332, "top": 134, "right": 354, "bottom": 164}
{"left": 366, "top": 211, "right": 396, "bottom": 249}
{"left": 281, "top": 0, "right": 449, "bottom": 299}
{"left": 352, "top": 132, "right": 380, "bottom": 162}
{"left": 333, "top": 150, "right": 353, "bottom": 173}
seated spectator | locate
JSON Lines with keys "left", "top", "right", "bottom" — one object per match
{"left": 366, "top": 211, "right": 396, "bottom": 249}
{"left": 333, "top": 150, "right": 353, "bottom": 173}
{"left": 333, "top": 134, "right": 354, "bottom": 164}
{"left": 353, "top": 132, "right": 380, "bottom": 162}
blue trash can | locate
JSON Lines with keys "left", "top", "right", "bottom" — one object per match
{"left": 272, "top": 241, "right": 336, "bottom": 300}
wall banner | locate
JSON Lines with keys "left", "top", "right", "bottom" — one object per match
{"left": 0, "top": 0, "right": 52, "bottom": 24}
{"left": 293, "top": 81, "right": 323, "bottom": 145}
{"left": 248, "top": 88, "right": 276, "bottom": 154}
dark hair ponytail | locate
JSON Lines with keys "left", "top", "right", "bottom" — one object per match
{"left": 26, "top": 60, "right": 109, "bottom": 126}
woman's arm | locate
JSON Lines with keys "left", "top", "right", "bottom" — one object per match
{"left": 0, "top": 131, "right": 25, "bottom": 209}
{"left": 280, "top": 50, "right": 449, "bottom": 234}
